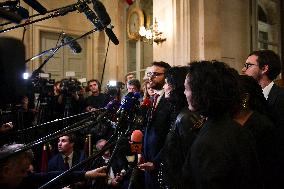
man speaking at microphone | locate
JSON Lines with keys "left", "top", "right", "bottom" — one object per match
{"left": 138, "top": 61, "right": 171, "bottom": 189}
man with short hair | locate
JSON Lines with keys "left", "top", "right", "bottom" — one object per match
{"left": 48, "top": 134, "right": 86, "bottom": 172}
{"left": 84, "top": 79, "right": 109, "bottom": 112}
{"left": 127, "top": 79, "right": 141, "bottom": 93}
{"left": 242, "top": 49, "right": 284, "bottom": 188}
{"left": 0, "top": 143, "right": 106, "bottom": 189}
{"left": 138, "top": 61, "right": 172, "bottom": 189}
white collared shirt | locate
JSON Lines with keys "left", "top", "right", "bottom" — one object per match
{"left": 153, "top": 89, "right": 164, "bottom": 108}
{"left": 262, "top": 81, "right": 274, "bottom": 100}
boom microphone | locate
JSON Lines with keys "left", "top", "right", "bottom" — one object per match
{"left": 105, "top": 26, "right": 119, "bottom": 45}
{"left": 0, "top": 9, "right": 22, "bottom": 23}
{"left": 77, "top": 1, "right": 104, "bottom": 31}
{"left": 23, "top": 0, "right": 47, "bottom": 14}
{"left": 62, "top": 35, "right": 82, "bottom": 54}
{"left": 92, "top": 0, "right": 111, "bottom": 26}
{"left": 92, "top": 0, "right": 119, "bottom": 45}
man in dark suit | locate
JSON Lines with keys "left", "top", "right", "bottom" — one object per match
{"left": 138, "top": 61, "right": 172, "bottom": 189}
{"left": 242, "top": 50, "right": 284, "bottom": 188}
{"left": 48, "top": 134, "right": 86, "bottom": 172}
{"left": 0, "top": 143, "right": 107, "bottom": 189}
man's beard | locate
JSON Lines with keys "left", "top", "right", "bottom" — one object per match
{"left": 150, "top": 81, "right": 164, "bottom": 90}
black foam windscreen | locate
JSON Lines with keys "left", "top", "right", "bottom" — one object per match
{"left": 0, "top": 37, "right": 27, "bottom": 107}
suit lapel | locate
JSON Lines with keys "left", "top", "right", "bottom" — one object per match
{"left": 267, "top": 84, "right": 279, "bottom": 107}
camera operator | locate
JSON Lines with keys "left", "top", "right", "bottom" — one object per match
{"left": 56, "top": 78, "right": 84, "bottom": 118}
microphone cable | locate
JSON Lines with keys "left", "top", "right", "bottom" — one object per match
{"left": 100, "top": 37, "right": 111, "bottom": 85}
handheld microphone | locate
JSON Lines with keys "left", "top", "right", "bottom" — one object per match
{"left": 92, "top": 0, "right": 119, "bottom": 45}
{"left": 141, "top": 97, "right": 152, "bottom": 107}
{"left": 127, "top": 129, "right": 143, "bottom": 189}
{"left": 130, "top": 130, "right": 143, "bottom": 154}
{"left": 77, "top": 1, "right": 104, "bottom": 31}
{"left": 126, "top": 0, "right": 135, "bottom": 5}
{"left": 96, "top": 99, "right": 120, "bottom": 122}
{"left": 62, "top": 35, "right": 82, "bottom": 54}
{"left": 22, "top": 0, "right": 47, "bottom": 14}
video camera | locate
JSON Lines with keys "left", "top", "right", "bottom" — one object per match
{"left": 29, "top": 73, "right": 55, "bottom": 97}
{"left": 106, "top": 80, "right": 124, "bottom": 98}
{"left": 60, "top": 78, "right": 82, "bottom": 96}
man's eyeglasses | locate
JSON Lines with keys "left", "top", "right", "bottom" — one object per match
{"left": 146, "top": 72, "right": 165, "bottom": 77}
{"left": 243, "top": 63, "right": 258, "bottom": 70}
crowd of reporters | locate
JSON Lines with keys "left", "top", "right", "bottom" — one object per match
{"left": 1, "top": 49, "right": 284, "bottom": 189}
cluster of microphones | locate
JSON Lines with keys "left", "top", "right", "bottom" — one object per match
{"left": 0, "top": 0, "right": 47, "bottom": 23}
{"left": 0, "top": 0, "right": 119, "bottom": 46}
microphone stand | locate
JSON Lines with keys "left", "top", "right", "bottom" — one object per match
{"left": 10, "top": 111, "right": 93, "bottom": 135}
{"left": 39, "top": 102, "right": 140, "bottom": 188}
{"left": 38, "top": 125, "right": 120, "bottom": 189}
{"left": 0, "top": 0, "right": 93, "bottom": 27}
{"left": 0, "top": 113, "right": 98, "bottom": 161}
{"left": 0, "top": 0, "right": 92, "bottom": 33}
{"left": 25, "top": 29, "right": 97, "bottom": 63}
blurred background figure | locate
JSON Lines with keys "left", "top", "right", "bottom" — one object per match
{"left": 233, "top": 75, "right": 276, "bottom": 189}
{"left": 89, "top": 139, "right": 127, "bottom": 189}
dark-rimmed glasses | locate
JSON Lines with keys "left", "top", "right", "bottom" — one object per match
{"left": 146, "top": 72, "right": 165, "bottom": 78}
{"left": 243, "top": 63, "right": 258, "bottom": 70}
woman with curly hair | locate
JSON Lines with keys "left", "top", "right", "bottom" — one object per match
{"left": 161, "top": 66, "right": 203, "bottom": 189}
{"left": 185, "top": 61, "right": 262, "bottom": 189}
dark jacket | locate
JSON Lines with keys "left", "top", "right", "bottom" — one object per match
{"left": 48, "top": 150, "right": 86, "bottom": 172}
{"left": 143, "top": 95, "right": 172, "bottom": 189}
{"left": 163, "top": 109, "right": 203, "bottom": 188}
{"left": 190, "top": 115, "right": 262, "bottom": 189}
{"left": 267, "top": 84, "right": 284, "bottom": 188}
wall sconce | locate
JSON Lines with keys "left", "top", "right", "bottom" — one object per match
{"left": 139, "top": 18, "right": 166, "bottom": 45}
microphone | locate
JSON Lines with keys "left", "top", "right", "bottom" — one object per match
{"left": 92, "top": 0, "right": 119, "bottom": 45}
{"left": 126, "top": 0, "right": 135, "bottom": 5}
{"left": 105, "top": 26, "right": 119, "bottom": 45}
{"left": 22, "top": 0, "right": 47, "bottom": 14}
{"left": 92, "top": 0, "right": 111, "bottom": 26}
{"left": 76, "top": 1, "right": 104, "bottom": 31}
{"left": 130, "top": 130, "right": 143, "bottom": 154}
{"left": 62, "top": 35, "right": 82, "bottom": 54}
{"left": 15, "top": 6, "right": 29, "bottom": 19}
{"left": 96, "top": 99, "right": 120, "bottom": 122}
{"left": 127, "top": 129, "right": 143, "bottom": 189}
{"left": 141, "top": 97, "right": 151, "bottom": 107}
{"left": 0, "top": 9, "right": 22, "bottom": 23}
{"left": 118, "top": 92, "right": 140, "bottom": 114}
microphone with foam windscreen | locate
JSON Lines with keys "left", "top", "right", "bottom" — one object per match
{"left": 127, "top": 129, "right": 143, "bottom": 189}
{"left": 130, "top": 130, "right": 143, "bottom": 154}
{"left": 92, "top": 0, "right": 119, "bottom": 45}
{"left": 0, "top": 9, "right": 22, "bottom": 23}
{"left": 62, "top": 34, "right": 82, "bottom": 54}
{"left": 92, "top": 0, "right": 111, "bottom": 27}
{"left": 76, "top": 1, "right": 104, "bottom": 31}
{"left": 22, "top": 0, "right": 47, "bottom": 14}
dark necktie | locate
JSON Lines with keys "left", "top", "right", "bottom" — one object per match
{"left": 64, "top": 156, "right": 70, "bottom": 170}
{"left": 149, "top": 94, "right": 160, "bottom": 121}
